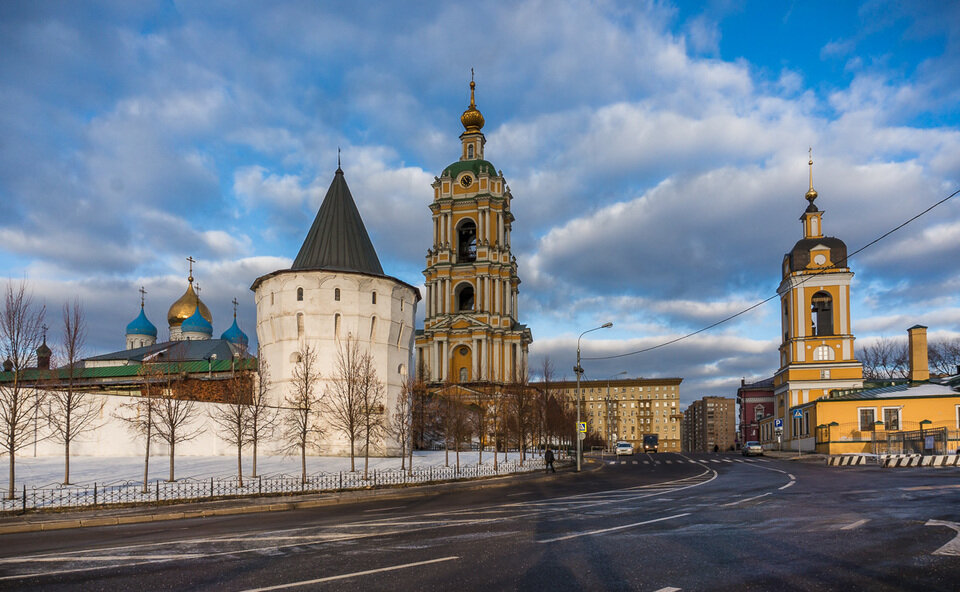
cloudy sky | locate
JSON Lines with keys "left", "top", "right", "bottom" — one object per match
{"left": 2, "top": 1, "right": 958, "bottom": 405}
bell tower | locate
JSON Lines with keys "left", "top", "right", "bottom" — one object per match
{"left": 416, "top": 75, "right": 532, "bottom": 385}
{"left": 774, "top": 151, "right": 863, "bottom": 412}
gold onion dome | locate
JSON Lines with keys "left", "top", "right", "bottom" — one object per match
{"left": 460, "top": 80, "right": 485, "bottom": 132}
{"left": 167, "top": 281, "right": 212, "bottom": 327}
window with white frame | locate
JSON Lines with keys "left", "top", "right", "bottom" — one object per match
{"left": 813, "top": 345, "right": 835, "bottom": 361}
{"left": 755, "top": 404, "right": 765, "bottom": 420}
{"left": 882, "top": 407, "right": 901, "bottom": 430}
{"left": 858, "top": 407, "right": 877, "bottom": 431}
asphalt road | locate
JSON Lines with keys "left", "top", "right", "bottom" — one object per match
{"left": 2, "top": 452, "right": 960, "bottom": 591}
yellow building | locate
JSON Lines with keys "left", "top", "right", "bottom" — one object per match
{"left": 790, "top": 326, "right": 960, "bottom": 455}
{"left": 416, "top": 78, "right": 532, "bottom": 385}
{"left": 535, "top": 378, "right": 683, "bottom": 452}
{"left": 760, "top": 154, "right": 863, "bottom": 451}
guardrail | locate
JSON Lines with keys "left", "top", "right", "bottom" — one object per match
{"left": 1, "top": 458, "right": 553, "bottom": 513}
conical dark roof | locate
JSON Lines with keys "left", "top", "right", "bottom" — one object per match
{"left": 291, "top": 168, "right": 384, "bottom": 275}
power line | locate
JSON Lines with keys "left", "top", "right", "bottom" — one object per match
{"left": 583, "top": 186, "right": 960, "bottom": 361}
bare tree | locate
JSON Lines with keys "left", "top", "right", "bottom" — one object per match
{"left": 43, "top": 299, "right": 103, "bottom": 485}
{"left": 154, "top": 363, "right": 203, "bottom": 482}
{"left": 858, "top": 337, "right": 908, "bottom": 380}
{"left": 248, "top": 352, "right": 278, "bottom": 478}
{"left": 507, "top": 361, "right": 533, "bottom": 464}
{"left": 118, "top": 362, "right": 162, "bottom": 493}
{"left": 325, "top": 337, "right": 364, "bottom": 472}
{"left": 282, "top": 343, "right": 323, "bottom": 484}
{"left": 392, "top": 375, "right": 413, "bottom": 472}
{"left": 0, "top": 280, "right": 46, "bottom": 499}
{"left": 209, "top": 360, "right": 253, "bottom": 486}
{"left": 929, "top": 338, "right": 960, "bottom": 376}
{"left": 358, "top": 350, "right": 386, "bottom": 480}
{"left": 536, "top": 357, "right": 556, "bottom": 456}
{"left": 471, "top": 387, "right": 488, "bottom": 467}
{"left": 445, "top": 389, "right": 471, "bottom": 472}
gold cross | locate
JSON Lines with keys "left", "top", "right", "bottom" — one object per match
{"left": 186, "top": 256, "right": 196, "bottom": 283}
{"left": 139, "top": 286, "right": 147, "bottom": 307}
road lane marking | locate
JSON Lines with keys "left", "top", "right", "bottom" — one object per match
{"left": 238, "top": 556, "right": 460, "bottom": 591}
{"left": 778, "top": 481, "right": 795, "bottom": 490}
{"left": 654, "top": 588, "right": 682, "bottom": 592}
{"left": 903, "top": 484, "right": 960, "bottom": 491}
{"left": 721, "top": 492, "right": 771, "bottom": 507}
{"left": 538, "top": 513, "right": 690, "bottom": 543}
{"left": 362, "top": 505, "right": 406, "bottom": 513}
{"left": 926, "top": 520, "right": 960, "bottom": 556}
{"left": 506, "top": 492, "right": 534, "bottom": 497}
{"left": 840, "top": 519, "right": 869, "bottom": 530}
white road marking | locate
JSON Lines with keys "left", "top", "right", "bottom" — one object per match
{"left": 506, "top": 492, "right": 534, "bottom": 497}
{"left": 788, "top": 474, "right": 795, "bottom": 480}
{"left": 654, "top": 587, "right": 682, "bottom": 592}
{"left": 538, "top": 513, "right": 690, "bottom": 543}
{"left": 840, "top": 519, "right": 869, "bottom": 530}
{"left": 4, "top": 554, "right": 204, "bottom": 562}
{"left": 926, "top": 520, "right": 960, "bottom": 556}
{"left": 363, "top": 505, "right": 406, "bottom": 513}
{"left": 721, "top": 492, "right": 771, "bottom": 507}
{"left": 239, "top": 556, "right": 460, "bottom": 591}
{"left": 632, "top": 461, "right": 638, "bottom": 465}
{"left": 778, "top": 481, "right": 795, "bottom": 490}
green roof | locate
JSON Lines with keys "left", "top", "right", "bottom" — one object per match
{"left": 0, "top": 358, "right": 258, "bottom": 383}
{"left": 441, "top": 159, "right": 498, "bottom": 179}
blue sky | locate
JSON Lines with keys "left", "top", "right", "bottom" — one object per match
{"left": 1, "top": 1, "right": 958, "bottom": 404}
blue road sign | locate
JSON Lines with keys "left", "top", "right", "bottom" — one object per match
{"left": 792, "top": 408, "right": 803, "bottom": 419}
{"left": 774, "top": 418, "right": 783, "bottom": 428}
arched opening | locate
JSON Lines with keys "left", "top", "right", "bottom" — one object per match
{"left": 371, "top": 291, "right": 377, "bottom": 304}
{"left": 369, "top": 316, "right": 377, "bottom": 341}
{"left": 334, "top": 313, "right": 341, "bottom": 340}
{"left": 334, "top": 288, "right": 341, "bottom": 302}
{"left": 456, "top": 283, "right": 475, "bottom": 312}
{"left": 297, "top": 287, "right": 303, "bottom": 301}
{"left": 296, "top": 313, "right": 304, "bottom": 338}
{"left": 467, "top": 144, "right": 474, "bottom": 159}
{"left": 813, "top": 345, "right": 835, "bottom": 361}
{"left": 810, "top": 292, "right": 833, "bottom": 336}
{"left": 457, "top": 219, "right": 477, "bottom": 262}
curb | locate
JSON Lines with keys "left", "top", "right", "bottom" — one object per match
{"left": 0, "top": 461, "right": 583, "bottom": 536}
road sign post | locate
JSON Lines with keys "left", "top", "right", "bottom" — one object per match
{"left": 792, "top": 409, "right": 804, "bottom": 457}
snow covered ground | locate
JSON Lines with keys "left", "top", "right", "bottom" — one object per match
{"left": 3, "top": 450, "right": 539, "bottom": 490}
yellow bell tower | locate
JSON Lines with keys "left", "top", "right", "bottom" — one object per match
{"left": 415, "top": 75, "right": 533, "bottom": 385}
{"left": 773, "top": 151, "right": 863, "bottom": 436}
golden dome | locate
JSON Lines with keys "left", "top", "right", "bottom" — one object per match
{"left": 460, "top": 80, "right": 485, "bottom": 132}
{"left": 805, "top": 150, "right": 818, "bottom": 203}
{"left": 167, "top": 282, "right": 212, "bottom": 328}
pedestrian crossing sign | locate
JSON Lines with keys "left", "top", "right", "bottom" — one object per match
{"left": 793, "top": 408, "right": 803, "bottom": 419}
{"left": 577, "top": 422, "right": 586, "bottom": 433}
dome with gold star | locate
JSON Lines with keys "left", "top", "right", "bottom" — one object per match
{"left": 167, "top": 281, "right": 212, "bottom": 328}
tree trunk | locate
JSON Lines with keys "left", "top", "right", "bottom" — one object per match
{"left": 363, "top": 431, "right": 370, "bottom": 480}
{"left": 7, "top": 437, "right": 14, "bottom": 500}
{"left": 350, "top": 438, "right": 355, "bottom": 472}
{"left": 252, "top": 436, "right": 258, "bottom": 478}
{"left": 400, "top": 436, "right": 406, "bottom": 471}
{"left": 237, "top": 440, "right": 243, "bottom": 487}
{"left": 142, "top": 417, "right": 151, "bottom": 493}
{"left": 168, "top": 440, "right": 175, "bottom": 482}
{"left": 408, "top": 435, "right": 413, "bottom": 476}
{"left": 64, "top": 439, "right": 70, "bottom": 485}
{"left": 300, "top": 442, "right": 306, "bottom": 485}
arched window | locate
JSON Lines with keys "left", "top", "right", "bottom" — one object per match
{"left": 755, "top": 404, "right": 765, "bottom": 420}
{"left": 459, "top": 367, "right": 468, "bottom": 382}
{"left": 334, "top": 288, "right": 341, "bottom": 302}
{"left": 371, "top": 291, "right": 377, "bottom": 304}
{"left": 467, "top": 144, "right": 474, "bottom": 159}
{"left": 813, "top": 345, "right": 835, "bottom": 361}
{"left": 290, "top": 352, "right": 302, "bottom": 363}
{"left": 457, "top": 219, "right": 477, "bottom": 262}
{"left": 334, "top": 313, "right": 341, "bottom": 340}
{"left": 397, "top": 323, "right": 404, "bottom": 347}
{"left": 297, "top": 313, "right": 304, "bottom": 338}
{"left": 369, "top": 316, "right": 377, "bottom": 341}
{"left": 811, "top": 292, "right": 833, "bottom": 336}
{"left": 297, "top": 287, "right": 303, "bottom": 301}
{"left": 456, "top": 283, "right": 475, "bottom": 312}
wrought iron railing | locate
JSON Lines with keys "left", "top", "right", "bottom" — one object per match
{"left": 1, "top": 457, "right": 555, "bottom": 513}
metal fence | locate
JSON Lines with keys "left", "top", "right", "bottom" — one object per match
{"left": 1, "top": 457, "right": 551, "bottom": 513}
{"left": 878, "top": 427, "right": 949, "bottom": 456}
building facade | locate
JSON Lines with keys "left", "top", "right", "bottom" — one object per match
{"left": 415, "top": 79, "right": 532, "bottom": 385}
{"left": 535, "top": 377, "right": 683, "bottom": 452}
{"left": 682, "top": 396, "right": 736, "bottom": 452}
{"left": 760, "top": 154, "right": 864, "bottom": 451}
{"left": 737, "top": 377, "right": 774, "bottom": 444}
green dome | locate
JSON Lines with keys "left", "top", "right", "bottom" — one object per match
{"left": 441, "top": 159, "right": 498, "bottom": 179}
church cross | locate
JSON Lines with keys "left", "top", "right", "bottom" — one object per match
{"left": 186, "top": 256, "right": 196, "bottom": 283}
{"left": 139, "top": 286, "right": 147, "bottom": 308}
{"left": 232, "top": 297, "right": 239, "bottom": 318}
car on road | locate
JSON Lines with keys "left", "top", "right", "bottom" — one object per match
{"left": 615, "top": 441, "right": 634, "bottom": 456}
{"left": 742, "top": 441, "right": 763, "bottom": 456}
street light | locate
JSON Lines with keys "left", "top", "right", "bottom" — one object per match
{"left": 575, "top": 322, "right": 613, "bottom": 472}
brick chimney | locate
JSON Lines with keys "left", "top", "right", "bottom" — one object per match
{"left": 908, "top": 325, "right": 929, "bottom": 383}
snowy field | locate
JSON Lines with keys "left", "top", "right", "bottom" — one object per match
{"left": 3, "top": 450, "right": 540, "bottom": 490}
{"left": 0, "top": 450, "right": 552, "bottom": 511}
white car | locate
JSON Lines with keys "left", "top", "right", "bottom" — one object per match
{"left": 615, "top": 442, "right": 634, "bottom": 456}
{"left": 742, "top": 441, "right": 763, "bottom": 456}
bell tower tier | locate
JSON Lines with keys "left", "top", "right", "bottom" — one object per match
{"left": 416, "top": 77, "right": 532, "bottom": 385}
{"left": 773, "top": 152, "right": 863, "bottom": 416}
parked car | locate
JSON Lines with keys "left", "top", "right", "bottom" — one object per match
{"left": 742, "top": 441, "right": 763, "bottom": 456}
{"left": 615, "top": 441, "right": 634, "bottom": 456}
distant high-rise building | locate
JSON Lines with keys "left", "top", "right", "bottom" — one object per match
{"left": 682, "top": 396, "right": 736, "bottom": 453}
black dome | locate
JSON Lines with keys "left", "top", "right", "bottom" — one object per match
{"left": 785, "top": 236, "right": 848, "bottom": 274}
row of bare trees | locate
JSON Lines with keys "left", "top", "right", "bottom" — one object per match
{"left": 408, "top": 358, "right": 581, "bottom": 473}
{"left": 858, "top": 336, "right": 960, "bottom": 380}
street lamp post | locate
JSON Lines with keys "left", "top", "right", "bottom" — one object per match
{"left": 575, "top": 322, "right": 613, "bottom": 472}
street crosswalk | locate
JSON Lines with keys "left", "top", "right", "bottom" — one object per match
{"left": 613, "top": 457, "right": 769, "bottom": 466}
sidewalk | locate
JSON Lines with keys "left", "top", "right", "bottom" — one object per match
{"left": 0, "top": 459, "right": 587, "bottom": 535}
{"left": 760, "top": 450, "right": 828, "bottom": 463}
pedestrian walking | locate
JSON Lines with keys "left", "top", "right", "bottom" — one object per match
{"left": 545, "top": 448, "right": 555, "bottom": 473}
